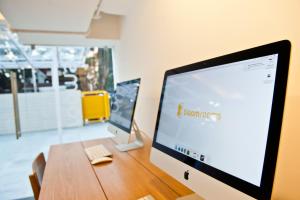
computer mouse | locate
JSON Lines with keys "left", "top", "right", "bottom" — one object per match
{"left": 91, "top": 157, "right": 113, "bottom": 165}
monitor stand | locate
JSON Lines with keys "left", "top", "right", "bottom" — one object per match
{"left": 177, "top": 194, "right": 204, "bottom": 200}
{"left": 115, "top": 120, "right": 144, "bottom": 152}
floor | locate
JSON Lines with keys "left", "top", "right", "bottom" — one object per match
{"left": 0, "top": 123, "right": 113, "bottom": 200}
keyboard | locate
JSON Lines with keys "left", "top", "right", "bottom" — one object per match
{"left": 84, "top": 144, "right": 112, "bottom": 161}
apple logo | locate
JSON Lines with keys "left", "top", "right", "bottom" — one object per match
{"left": 184, "top": 170, "right": 189, "bottom": 180}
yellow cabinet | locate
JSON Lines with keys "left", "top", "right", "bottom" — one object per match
{"left": 81, "top": 90, "right": 110, "bottom": 123}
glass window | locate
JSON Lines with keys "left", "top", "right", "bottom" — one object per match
{"left": 0, "top": 23, "right": 115, "bottom": 93}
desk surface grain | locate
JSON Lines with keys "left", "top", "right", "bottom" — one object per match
{"left": 40, "top": 134, "right": 193, "bottom": 200}
{"left": 39, "top": 142, "right": 106, "bottom": 200}
{"left": 127, "top": 134, "right": 193, "bottom": 196}
{"left": 82, "top": 138, "right": 179, "bottom": 200}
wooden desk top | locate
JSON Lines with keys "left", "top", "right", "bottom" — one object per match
{"left": 40, "top": 135, "right": 192, "bottom": 200}
{"left": 39, "top": 142, "right": 106, "bottom": 200}
{"left": 126, "top": 135, "right": 193, "bottom": 196}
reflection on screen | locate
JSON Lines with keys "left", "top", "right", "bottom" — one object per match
{"left": 155, "top": 54, "right": 278, "bottom": 186}
{"left": 110, "top": 82, "right": 139, "bottom": 130}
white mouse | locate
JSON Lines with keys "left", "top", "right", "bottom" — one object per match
{"left": 91, "top": 157, "right": 113, "bottom": 165}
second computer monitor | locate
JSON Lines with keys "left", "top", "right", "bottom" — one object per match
{"left": 108, "top": 78, "right": 143, "bottom": 151}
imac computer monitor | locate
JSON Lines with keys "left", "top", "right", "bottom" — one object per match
{"left": 108, "top": 78, "right": 143, "bottom": 151}
{"left": 150, "top": 40, "right": 291, "bottom": 200}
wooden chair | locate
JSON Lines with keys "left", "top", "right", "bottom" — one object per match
{"left": 29, "top": 153, "right": 46, "bottom": 200}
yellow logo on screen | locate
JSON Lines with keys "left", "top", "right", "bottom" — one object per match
{"left": 176, "top": 103, "right": 222, "bottom": 121}
{"left": 177, "top": 103, "right": 183, "bottom": 117}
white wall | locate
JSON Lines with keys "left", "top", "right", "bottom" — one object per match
{"left": 117, "top": 0, "right": 300, "bottom": 199}
{"left": 0, "top": 90, "right": 83, "bottom": 135}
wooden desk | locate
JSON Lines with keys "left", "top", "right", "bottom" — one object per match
{"left": 39, "top": 135, "right": 192, "bottom": 200}
{"left": 39, "top": 142, "right": 106, "bottom": 200}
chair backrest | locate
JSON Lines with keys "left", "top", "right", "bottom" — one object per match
{"left": 29, "top": 152, "right": 46, "bottom": 200}
{"left": 32, "top": 152, "right": 46, "bottom": 186}
{"left": 29, "top": 173, "right": 40, "bottom": 200}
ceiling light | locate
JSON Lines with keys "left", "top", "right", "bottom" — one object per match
{"left": 31, "top": 49, "right": 39, "bottom": 56}
{"left": 5, "top": 51, "right": 16, "bottom": 60}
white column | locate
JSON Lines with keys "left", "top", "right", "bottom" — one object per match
{"left": 111, "top": 44, "right": 120, "bottom": 86}
{"left": 51, "top": 47, "right": 63, "bottom": 143}
{"left": 31, "top": 67, "right": 38, "bottom": 92}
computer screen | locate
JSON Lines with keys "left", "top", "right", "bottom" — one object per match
{"left": 109, "top": 78, "right": 140, "bottom": 133}
{"left": 156, "top": 54, "right": 277, "bottom": 186}
{"left": 151, "top": 40, "right": 291, "bottom": 199}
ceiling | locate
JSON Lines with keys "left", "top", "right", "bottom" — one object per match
{"left": 0, "top": 0, "right": 132, "bottom": 45}
{"left": 101, "top": 0, "right": 133, "bottom": 15}
{"left": 17, "top": 32, "right": 119, "bottom": 47}
{"left": 0, "top": 0, "right": 99, "bottom": 33}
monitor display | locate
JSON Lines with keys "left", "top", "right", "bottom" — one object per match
{"left": 109, "top": 78, "right": 140, "bottom": 133}
{"left": 155, "top": 54, "right": 277, "bottom": 186}
{"left": 151, "top": 40, "right": 291, "bottom": 199}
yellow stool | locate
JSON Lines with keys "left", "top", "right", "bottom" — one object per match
{"left": 81, "top": 90, "right": 110, "bottom": 124}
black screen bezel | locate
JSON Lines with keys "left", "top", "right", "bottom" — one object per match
{"left": 109, "top": 78, "right": 141, "bottom": 134}
{"left": 152, "top": 40, "right": 291, "bottom": 200}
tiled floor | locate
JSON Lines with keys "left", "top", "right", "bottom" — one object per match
{"left": 0, "top": 123, "right": 113, "bottom": 200}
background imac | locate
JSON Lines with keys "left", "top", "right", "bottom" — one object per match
{"left": 110, "top": 78, "right": 140, "bottom": 131}
{"left": 108, "top": 78, "right": 143, "bottom": 151}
